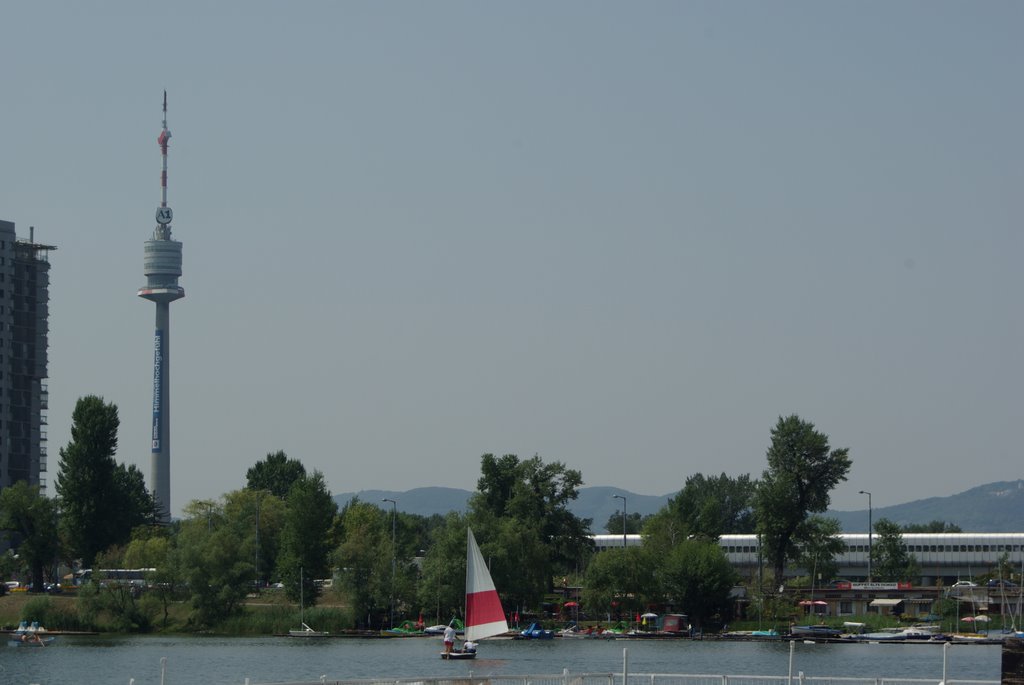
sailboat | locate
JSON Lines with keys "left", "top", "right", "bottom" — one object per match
{"left": 289, "top": 567, "right": 329, "bottom": 637}
{"left": 441, "top": 528, "right": 508, "bottom": 660}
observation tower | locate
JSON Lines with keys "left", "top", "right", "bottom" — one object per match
{"left": 137, "top": 91, "right": 184, "bottom": 523}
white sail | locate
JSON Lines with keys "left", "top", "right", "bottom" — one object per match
{"left": 464, "top": 528, "right": 508, "bottom": 642}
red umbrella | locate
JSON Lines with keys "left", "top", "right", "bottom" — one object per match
{"left": 563, "top": 601, "right": 579, "bottom": 607}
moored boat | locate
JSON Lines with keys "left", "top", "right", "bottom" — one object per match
{"left": 289, "top": 622, "right": 330, "bottom": 637}
{"left": 520, "top": 621, "right": 555, "bottom": 639}
{"left": 789, "top": 624, "right": 842, "bottom": 639}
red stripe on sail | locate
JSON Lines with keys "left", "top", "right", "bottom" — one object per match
{"left": 466, "top": 588, "right": 505, "bottom": 627}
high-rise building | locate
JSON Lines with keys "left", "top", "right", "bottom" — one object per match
{"left": 0, "top": 220, "right": 54, "bottom": 494}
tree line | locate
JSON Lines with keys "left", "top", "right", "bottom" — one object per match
{"left": 1, "top": 398, "right": 955, "bottom": 632}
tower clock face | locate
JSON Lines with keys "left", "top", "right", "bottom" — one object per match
{"left": 156, "top": 207, "right": 173, "bottom": 225}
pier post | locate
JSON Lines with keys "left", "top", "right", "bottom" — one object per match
{"left": 1003, "top": 638, "right": 1024, "bottom": 685}
{"left": 788, "top": 640, "right": 795, "bottom": 685}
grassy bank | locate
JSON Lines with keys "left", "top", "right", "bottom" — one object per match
{"left": 0, "top": 589, "right": 353, "bottom": 635}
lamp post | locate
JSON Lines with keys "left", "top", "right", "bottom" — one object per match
{"left": 255, "top": 491, "right": 261, "bottom": 590}
{"left": 382, "top": 498, "right": 397, "bottom": 629}
{"left": 859, "top": 490, "right": 873, "bottom": 582}
{"left": 613, "top": 494, "right": 627, "bottom": 550}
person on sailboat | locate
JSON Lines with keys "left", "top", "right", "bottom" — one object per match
{"left": 461, "top": 640, "right": 477, "bottom": 653}
{"left": 443, "top": 623, "right": 456, "bottom": 654}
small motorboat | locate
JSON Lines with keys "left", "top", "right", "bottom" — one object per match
{"left": 789, "top": 624, "right": 842, "bottom": 639}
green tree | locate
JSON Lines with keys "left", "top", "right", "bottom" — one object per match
{"left": 873, "top": 517, "right": 919, "bottom": 582}
{"left": 582, "top": 546, "right": 659, "bottom": 622}
{"left": 246, "top": 451, "right": 306, "bottom": 499}
{"left": 986, "top": 553, "right": 1020, "bottom": 586}
{"left": 111, "top": 462, "right": 158, "bottom": 537}
{"left": 88, "top": 546, "right": 160, "bottom": 632}
{"left": 123, "top": 528, "right": 180, "bottom": 628}
{"left": 175, "top": 498, "right": 253, "bottom": 626}
{"left": 754, "top": 415, "right": 851, "bottom": 582}
{"left": 0, "top": 482, "right": 60, "bottom": 592}
{"left": 277, "top": 471, "right": 337, "bottom": 607}
{"left": 223, "top": 488, "right": 285, "bottom": 588}
{"left": 794, "top": 515, "right": 845, "bottom": 584}
{"left": 641, "top": 507, "right": 690, "bottom": 555}
{"left": 659, "top": 538, "right": 737, "bottom": 629}
{"left": 671, "top": 473, "right": 757, "bottom": 538}
{"left": 334, "top": 499, "right": 390, "bottom": 627}
{"left": 604, "top": 511, "right": 645, "bottom": 535}
{"left": 56, "top": 396, "right": 134, "bottom": 567}
{"left": 469, "top": 454, "right": 593, "bottom": 601}
{"left": 477, "top": 516, "right": 551, "bottom": 616}
{"left": 415, "top": 513, "right": 468, "bottom": 627}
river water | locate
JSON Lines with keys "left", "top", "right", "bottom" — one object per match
{"left": 2, "top": 635, "right": 1003, "bottom": 685}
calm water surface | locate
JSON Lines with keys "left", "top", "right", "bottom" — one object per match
{"left": 2, "top": 635, "right": 1002, "bottom": 685}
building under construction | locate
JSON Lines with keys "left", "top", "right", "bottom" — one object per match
{"left": 0, "top": 219, "right": 54, "bottom": 494}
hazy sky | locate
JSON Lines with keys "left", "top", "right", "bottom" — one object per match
{"left": 2, "top": 2, "right": 1020, "bottom": 519}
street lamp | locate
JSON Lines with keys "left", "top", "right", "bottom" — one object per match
{"left": 255, "top": 492, "right": 262, "bottom": 590}
{"left": 859, "top": 490, "right": 873, "bottom": 582}
{"left": 382, "top": 498, "right": 397, "bottom": 629}
{"left": 613, "top": 494, "right": 627, "bottom": 550}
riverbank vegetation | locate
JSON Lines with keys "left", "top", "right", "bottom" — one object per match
{"left": 11, "top": 399, "right": 949, "bottom": 636}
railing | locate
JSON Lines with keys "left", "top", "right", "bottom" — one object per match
{"left": 245, "top": 674, "right": 616, "bottom": 685}
{"left": 242, "top": 674, "right": 998, "bottom": 685}
{"left": 243, "top": 642, "right": 1001, "bottom": 685}
{"left": 629, "top": 677, "right": 998, "bottom": 685}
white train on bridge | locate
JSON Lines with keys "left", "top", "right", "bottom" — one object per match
{"left": 591, "top": 532, "right": 1024, "bottom": 582}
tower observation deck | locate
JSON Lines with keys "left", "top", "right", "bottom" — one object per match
{"left": 138, "top": 92, "right": 183, "bottom": 523}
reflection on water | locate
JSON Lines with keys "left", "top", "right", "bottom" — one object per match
{"left": 3, "top": 635, "right": 1002, "bottom": 685}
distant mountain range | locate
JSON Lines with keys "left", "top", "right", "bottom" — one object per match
{"left": 827, "top": 480, "right": 1024, "bottom": 533}
{"left": 334, "top": 479, "right": 1024, "bottom": 533}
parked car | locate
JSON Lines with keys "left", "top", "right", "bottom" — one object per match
{"left": 986, "top": 578, "right": 1018, "bottom": 588}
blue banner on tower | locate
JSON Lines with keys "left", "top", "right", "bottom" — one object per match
{"left": 151, "top": 329, "right": 163, "bottom": 452}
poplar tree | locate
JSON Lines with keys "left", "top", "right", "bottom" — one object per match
{"left": 754, "top": 415, "right": 851, "bottom": 584}
{"left": 277, "top": 470, "right": 337, "bottom": 606}
{"left": 56, "top": 395, "right": 156, "bottom": 568}
{"left": 56, "top": 396, "right": 121, "bottom": 567}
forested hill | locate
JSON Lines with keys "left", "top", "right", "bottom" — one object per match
{"left": 334, "top": 479, "right": 1024, "bottom": 533}
{"left": 827, "top": 480, "right": 1024, "bottom": 533}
